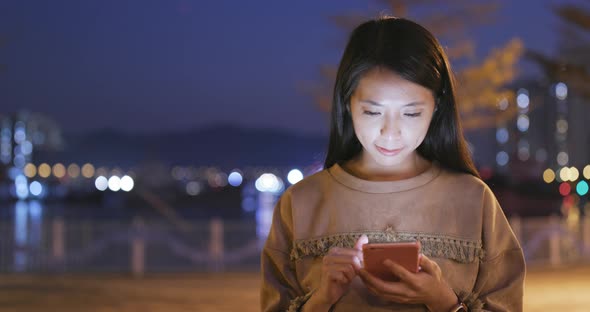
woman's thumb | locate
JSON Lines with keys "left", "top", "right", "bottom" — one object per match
{"left": 354, "top": 234, "right": 368, "bottom": 250}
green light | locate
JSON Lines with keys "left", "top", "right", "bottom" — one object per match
{"left": 577, "top": 181, "right": 589, "bottom": 196}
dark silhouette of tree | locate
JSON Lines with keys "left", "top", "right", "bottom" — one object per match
{"left": 305, "top": 0, "right": 523, "bottom": 130}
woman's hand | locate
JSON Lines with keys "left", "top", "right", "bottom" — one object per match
{"left": 358, "top": 254, "right": 459, "bottom": 312}
{"left": 308, "top": 234, "right": 369, "bottom": 309}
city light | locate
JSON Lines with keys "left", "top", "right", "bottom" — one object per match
{"left": 516, "top": 91, "right": 529, "bottom": 109}
{"left": 557, "top": 152, "right": 569, "bottom": 166}
{"left": 496, "top": 128, "right": 509, "bottom": 144}
{"left": 20, "top": 140, "right": 33, "bottom": 155}
{"left": 228, "top": 171, "right": 243, "bottom": 187}
{"left": 569, "top": 167, "right": 580, "bottom": 182}
{"left": 38, "top": 163, "right": 51, "bottom": 178}
{"left": 584, "top": 165, "right": 590, "bottom": 180}
{"left": 186, "top": 181, "right": 202, "bottom": 196}
{"left": 52, "top": 163, "right": 66, "bottom": 178}
{"left": 496, "top": 151, "right": 509, "bottom": 166}
{"left": 14, "top": 154, "right": 26, "bottom": 168}
{"left": 497, "top": 98, "right": 509, "bottom": 111}
{"left": 24, "top": 163, "right": 37, "bottom": 178}
{"left": 68, "top": 164, "right": 80, "bottom": 178}
{"left": 14, "top": 128, "right": 26, "bottom": 144}
{"left": 120, "top": 175, "right": 134, "bottom": 192}
{"left": 82, "top": 163, "right": 95, "bottom": 178}
{"left": 29, "top": 181, "right": 43, "bottom": 196}
{"left": 15, "top": 175, "right": 29, "bottom": 199}
{"left": 208, "top": 171, "right": 228, "bottom": 188}
{"left": 559, "top": 167, "right": 570, "bottom": 182}
{"left": 108, "top": 176, "right": 121, "bottom": 192}
{"left": 287, "top": 169, "right": 304, "bottom": 185}
{"left": 555, "top": 82, "right": 568, "bottom": 100}
{"left": 576, "top": 181, "right": 589, "bottom": 196}
{"left": 559, "top": 182, "right": 571, "bottom": 196}
{"left": 255, "top": 173, "right": 283, "bottom": 193}
{"left": 543, "top": 169, "right": 555, "bottom": 183}
{"left": 95, "top": 176, "right": 108, "bottom": 191}
{"left": 517, "top": 148, "right": 530, "bottom": 161}
{"left": 556, "top": 119, "right": 568, "bottom": 134}
{"left": 516, "top": 115, "right": 529, "bottom": 132}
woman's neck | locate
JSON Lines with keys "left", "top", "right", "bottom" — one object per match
{"left": 342, "top": 154, "right": 432, "bottom": 182}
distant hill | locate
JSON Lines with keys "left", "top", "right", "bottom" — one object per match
{"left": 34, "top": 125, "right": 328, "bottom": 169}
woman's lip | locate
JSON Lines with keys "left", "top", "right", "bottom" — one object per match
{"left": 376, "top": 146, "right": 403, "bottom": 156}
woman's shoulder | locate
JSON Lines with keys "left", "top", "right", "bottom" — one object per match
{"left": 436, "top": 166, "right": 493, "bottom": 197}
{"left": 286, "top": 167, "right": 332, "bottom": 197}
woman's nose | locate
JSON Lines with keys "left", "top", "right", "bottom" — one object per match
{"left": 380, "top": 117, "right": 401, "bottom": 140}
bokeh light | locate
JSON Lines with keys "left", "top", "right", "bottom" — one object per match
{"left": 559, "top": 167, "right": 570, "bottom": 182}
{"left": 517, "top": 115, "right": 529, "bottom": 132}
{"left": 556, "top": 119, "right": 568, "bottom": 134}
{"left": 186, "top": 181, "right": 202, "bottom": 196}
{"left": 29, "top": 181, "right": 43, "bottom": 196}
{"left": 557, "top": 152, "right": 569, "bottom": 166}
{"left": 497, "top": 98, "right": 509, "bottom": 111}
{"left": 108, "top": 176, "right": 121, "bottom": 192}
{"left": 95, "top": 176, "right": 108, "bottom": 191}
{"left": 120, "top": 175, "right": 134, "bottom": 192}
{"left": 15, "top": 175, "right": 29, "bottom": 199}
{"left": 287, "top": 169, "right": 304, "bottom": 185}
{"left": 68, "top": 164, "right": 80, "bottom": 178}
{"left": 38, "top": 163, "right": 51, "bottom": 178}
{"left": 555, "top": 82, "right": 568, "bottom": 100}
{"left": 496, "top": 151, "right": 509, "bottom": 166}
{"left": 543, "top": 169, "right": 555, "bottom": 183}
{"left": 52, "top": 163, "right": 66, "bottom": 178}
{"left": 576, "top": 181, "right": 589, "bottom": 196}
{"left": 82, "top": 163, "right": 95, "bottom": 178}
{"left": 496, "top": 128, "right": 509, "bottom": 144}
{"left": 228, "top": 171, "right": 243, "bottom": 187}
{"left": 569, "top": 167, "right": 579, "bottom": 182}
{"left": 559, "top": 182, "right": 571, "bottom": 196}
{"left": 516, "top": 89, "right": 530, "bottom": 109}
{"left": 255, "top": 173, "right": 283, "bottom": 192}
{"left": 24, "top": 163, "right": 37, "bottom": 178}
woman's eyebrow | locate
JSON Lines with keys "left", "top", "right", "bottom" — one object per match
{"left": 360, "top": 100, "right": 426, "bottom": 107}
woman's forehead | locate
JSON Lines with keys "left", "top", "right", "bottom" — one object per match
{"left": 353, "top": 69, "right": 434, "bottom": 105}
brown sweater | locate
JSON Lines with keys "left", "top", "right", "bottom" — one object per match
{"left": 261, "top": 163, "right": 525, "bottom": 312}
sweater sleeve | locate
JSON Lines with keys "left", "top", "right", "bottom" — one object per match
{"left": 260, "top": 189, "right": 312, "bottom": 312}
{"left": 461, "top": 186, "right": 526, "bottom": 311}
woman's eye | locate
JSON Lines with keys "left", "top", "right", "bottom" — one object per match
{"left": 363, "top": 111, "right": 380, "bottom": 116}
{"left": 404, "top": 112, "right": 422, "bottom": 117}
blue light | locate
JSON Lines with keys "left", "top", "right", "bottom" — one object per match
{"left": 15, "top": 175, "right": 29, "bottom": 199}
{"left": 228, "top": 171, "right": 243, "bottom": 187}
{"left": 29, "top": 181, "right": 43, "bottom": 196}
{"left": 287, "top": 169, "right": 304, "bottom": 184}
{"left": 496, "top": 128, "right": 509, "bottom": 144}
{"left": 255, "top": 173, "right": 283, "bottom": 193}
{"left": 496, "top": 151, "right": 509, "bottom": 166}
{"left": 95, "top": 176, "right": 108, "bottom": 191}
{"left": 577, "top": 181, "right": 589, "bottom": 196}
{"left": 21, "top": 141, "right": 33, "bottom": 155}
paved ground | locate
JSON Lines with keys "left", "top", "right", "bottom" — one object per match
{"left": 0, "top": 265, "right": 589, "bottom": 311}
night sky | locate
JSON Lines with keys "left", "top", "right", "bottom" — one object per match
{"left": 0, "top": 1, "right": 567, "bottom": 136}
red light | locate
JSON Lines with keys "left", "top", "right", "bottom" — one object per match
{"left": 480, "top": 167, "right": 493, "bottom": 180}
{"left": 559, "top": 182, "right": 571, "bottom": 196}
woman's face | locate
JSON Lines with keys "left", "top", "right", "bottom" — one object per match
{"left": 349, "top": 67, "right": 436, "bottom": 172}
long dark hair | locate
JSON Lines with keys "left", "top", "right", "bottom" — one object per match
{"left": 323, "top": 16, "right": 479, "bottom": 178}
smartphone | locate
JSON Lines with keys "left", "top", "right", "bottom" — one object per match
{"left": 362, "top": 241, "right": 421, "bottom": 281}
